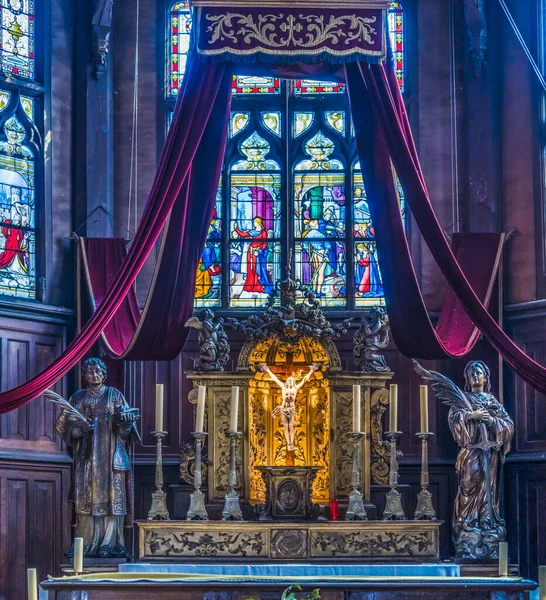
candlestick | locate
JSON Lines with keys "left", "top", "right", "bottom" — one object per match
{"left": 196, "top": 386, "right": 206, "bottom": 433}
{"left": 389, "top": 384, "right": 398, "bottom": 433}
{"left": 222, "top": 431, "right": 243, "bottom": 521}
{"left": 414, "top": 432, "right": 436, "bottom": 520}
{"left": 155, "top": 384, "right": 164, "bottom": 432}
{"left": 383, "top": 431, "right": 406, "bottom": 520}
{"left": 353, "top": 385, "right": 361, "bottom": 433}
{"left": 147, "top": 428, "right": 170, "bottom": 520}
{"left": 73, "top": 537, "right": 84, "bottom": 574}
{"left": 539, "top": 565, "right": 546, "bottom": 600}
{"left": 229, "top": 386, "right": 239, "bottom": 433}
{"left": 498, "top": 542, "right": 508, "bottom": 577}
{"left": 187, "top": 431, "right": 208, "bottom": 520}
{"left": 27, "top": 568, "right": 37, "bottom": 600}
{"left": 345, "top": 431, "right": 367, "bottom": 521}
{"left": 420, "top": 385, "right": 429, "bottom": 433}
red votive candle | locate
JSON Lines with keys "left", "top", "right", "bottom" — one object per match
{"left": 329, "top": 498, "right": 339, "bottom": 521}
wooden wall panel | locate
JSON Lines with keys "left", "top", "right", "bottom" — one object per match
{"left": 0, "top": 461, "right": 71, "bottom": 600}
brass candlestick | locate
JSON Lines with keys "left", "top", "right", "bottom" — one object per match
{"left": 414, "top": 432, "right": 436, "bottom": 520}
{"left": 222, "top": 431, "right": 243, "bottom": 521}
{"left": 187, "top": 431, "right": 208, "bottom": 520}
{"left": 383, "top": 431, "right": 407, "bottom": 520}
{"left": 345, "top": 432, "right": 368, "bottom": 521}
{"left": 147, "top": 430, "right": 170, "bottom": 520}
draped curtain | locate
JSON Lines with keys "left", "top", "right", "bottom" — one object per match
{"left": 1, "top": 10, "right": 545, "bottom": 413}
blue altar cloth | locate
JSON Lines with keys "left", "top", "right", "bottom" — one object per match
{"left": 120, "top": 563, "right": 460, "bottom": 578}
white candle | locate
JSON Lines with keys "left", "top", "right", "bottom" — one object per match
{"left": 389, "top": 384, "right": 398, "bottom": 432}
{"left": 196, "top": 386, "right": 206, "bottom": 433}
{"left": 420, "top": 385, "right": 429, "bottom": 433}
{"left": 539, "top": 565, "right": 546, "bottom": 600}
{"left": 353, "top": 385, "right": 361, "bottom": 432}
{"left": 155, "top": 384, "right": 164, "bottom": 432}
{"left": 74, "top": 537, "right": 84, "bottom": 574}
{"left": 27, "top": 568, "right": 37, "bottom": 600}
{"left": 498, "top": 542, "right": 508, "bottom": 577}
{"left": 230, "top": 386, "right": 239, "bottom": 433}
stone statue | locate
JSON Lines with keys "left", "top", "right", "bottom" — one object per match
{"left": 354, "top": 308, "right": 390, "bottom": 372}
{"left": 414, "top": 360, "right": 514, "bottom": 559}
{"left": 52, "top": 358, "right": 139, "bottom": 558}
{"left": 259, "top": 363, "right": 318, "bottom": 452}
{"left": 185, "top": 308, "right": 230, "bottom": 371}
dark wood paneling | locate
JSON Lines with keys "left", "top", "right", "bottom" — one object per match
{"left": 0, "top": 460, "right": 71, "bottom": 600}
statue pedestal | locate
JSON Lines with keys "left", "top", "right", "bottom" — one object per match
{"left": 256, "top": 466, "right": 322, "bottom": 521}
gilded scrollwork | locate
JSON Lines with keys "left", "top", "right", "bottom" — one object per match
{"left": 334, "top": 391, "right": 354, "bottom": 493}
{"left": 249, "top": 386, "right": 267, "bottom": 503}
{"left": 311, "top": 391, "right": 330, "bottom": 500}
{"left": 370, "top": 387, "right": 391, "bottom": 485}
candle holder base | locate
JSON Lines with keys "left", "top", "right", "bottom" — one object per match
{"left": 345, "top": 488, "right": 368, "bottom": 521}
{"left": 147, "top": 488, "right": 170, "bottom": 521}
{"left": 222, "top": 489, "right": 244, "bottom": 521}
{"left": 414, "top": 488, "right": 436, "bottom": 520}
{"left": 186, "top": 488, "right": 208, "bottom": 521}
{"left": 383, "top": 489, "right": 407, "bottom": 520}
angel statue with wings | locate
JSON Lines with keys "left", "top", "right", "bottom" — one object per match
{"left": 259, "top": 363, "right": 318, "bottom": 452}
{"left": 414, "top": 360, "right": 514, "bottom": 559}
{"left": 185, "top": 308, "right": 230, "bottom": 371}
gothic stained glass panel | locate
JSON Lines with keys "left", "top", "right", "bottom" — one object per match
{"left": 0, "top": 114, "right": 35, "bottom": 298}
{"left": 261, "top": 112, "right": 281, "bottom": 137}
{"left": 194, "top": 184, "right": 222, "bottom": 307}
{"left": 229, "top": 173, "right": 282, "bottom": 307}
{"left": 1, "top": 0, "right": 35, "bottom": 79}
{"left": 293, "top": 80, "right": 345, "bottom": 95}
{"left": 230, "top": 112, "right": 250, "bottom": 138}
{"left": 325, "top": 111, "right": 345, "bottom": 135}
{"left": 232, "top": 75, "right": 281, "bottom": 95}
{"left": 168, "top": 1, "right": 191, "bottom": 97}
{"left": 294, "top": 172, "right": 346, "bottom": 306}
{"left": 388, "top": 1, "right": 405, "bottom": 93}
{"left": 293, "top": 112, "right": 314, "bottom": 138}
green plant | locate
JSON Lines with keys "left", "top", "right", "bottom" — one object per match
{"left": 281, "top": 585, "right": 321, "bottom": 600}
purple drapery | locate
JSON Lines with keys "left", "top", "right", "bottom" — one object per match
{"left": 0, "top": 59, "right": 233, "bottom": 412}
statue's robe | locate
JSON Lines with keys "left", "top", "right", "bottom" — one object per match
{"left": 448, "top": 391, "right": 514, "bottom": 557}
{"left": 56, "top": 386, "right": 137, "bottom": 556}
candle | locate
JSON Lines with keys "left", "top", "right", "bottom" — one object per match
{"left": 539, "top": 565, "right": 546, "bottom": 600}
{"left": 389, "top": 384, "right": 398, "bottom": 433}
{"left": 353, "top": 385, "right": 361, "bottom": 432}
{"left": 27, "top": 568, "right": 37, "bottom": 600}
{"left": 73, "top": 537, "right": 84, "bottom": 574}
{"left": 230, "top": 386, "right": 239, "bottom": 433}
{"left": 155, "top": 384, "right": 164, "bottom": 432}
{"left": 196, "top": 386, "right": 206, "bottom": 433}
{"left": 420, "top": 385, "right": 429, "bottom": 433}
{"left": 498, "top": 541, "right": 508, "bottom": 577}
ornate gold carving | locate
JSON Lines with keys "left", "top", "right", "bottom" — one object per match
{"left": 333, "top": 391, "right": 354, "bottom": 494}
{"left": 311, "top": 390, "right": 330, "bottom": 499}
{"left": 249, "top": 384, "right": 268, "bottom": 503}
{"left": 205, "top": 12, "right": 378, "bottom": 49}
{"left": 146, "top": 530, "right": 266, "bottom": 558}
{"left": 310, "top": 530, "right": 435, "bottom": 558}
{"left": 371, "top": 387, "right": 391, "bottom": 485}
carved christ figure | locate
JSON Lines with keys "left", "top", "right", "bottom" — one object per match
{"left": 259, "top": 363, "right": 318, "bottom": 452}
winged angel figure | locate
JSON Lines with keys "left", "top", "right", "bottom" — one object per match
{"left": 185, "top": 309, "right": 230, "bottom": 371}
{"left": 413, "top": 360, "right": 514, "bottom": 559}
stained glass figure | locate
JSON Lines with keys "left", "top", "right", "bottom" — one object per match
{"left": 195, "top": 183, "right": 222, "bottom": 307}
{"left": 295, "top": 132, "right": 343, "bottom": 171}
{"left": 261, "top": 112, "right": 281, "bottom": 137}
{"left": 232, "top": 75, "right": 281, "bottom": 95}
{"left": 229, "top": 173, "right": 281, "bottom": 307}
{"left": 230, "top": 112, "right": 250, "bottom": 138}
{"left": 388, "top": 1, "right": 405, "bottom": 93}
{"left": 1, "top": 0, "right": 34, "bottom": 79}
{"left": 293, "top": 80, "right": 345, "bottom": 95}
{"left": 294, "top": 172, "right": 346, "bottom": 306}
{"left": 168, "top": 1, "right": 192, "bottom": 97}
{"left": 0, "top": 114, "right": 35, "bottom": 298}
{"left": 325, "top": 111, "right": 345, "bottom": 135}
{"left": 232, "top": 131, "right": 281, "bottom": 171}
{"left": 293, "top": 112, "right": 314, "bottom": 137}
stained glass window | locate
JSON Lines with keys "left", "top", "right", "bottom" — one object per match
{"left": 388, "top": 1, "right": 405, "bottom": 93}
{"left": 232, "top": 75, "right": 281, "bottom": 95}
{"left": 1, "top": 0, "right": 35, "bottom": 79}
{"left": 0, "top": 113, "right": 36, "bottom": 298}
{"left": 168, "top": 1, "right": 191, "bottom": 97}
{"left": 293, "top": 80, "right": 345, "bottom": 95}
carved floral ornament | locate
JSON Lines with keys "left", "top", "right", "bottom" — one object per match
{"left": 194, "top": 7, "right": 386, "bottom": 60}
